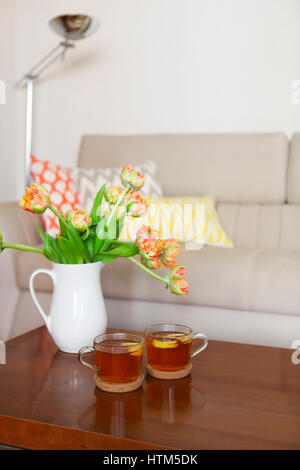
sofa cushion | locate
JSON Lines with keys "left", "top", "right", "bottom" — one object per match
{"left": 72, "top": 160, "right": 163, "bottom": 213}
{"left": 15, "top": 246, "right": 300, "bottom": 316}
{"left": 218, "top": 203, "right": 300, "bottom": 250}
{"left": 78, "top": 133, "right": 288, "bottom": 203}
{"left": 287, "top": 133, "right": 300, "bottom": 203}
{"left": 30, "top": 154, "right": 82, "bottom": 238}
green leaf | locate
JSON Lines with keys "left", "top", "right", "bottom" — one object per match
{"left": 92, "top": 237, "right": 111, "bottom": 261}
{"left": 49, "top": 236, "right": 62, "bottom": 261}
{"left": 100, "top": 239, "right": 113, "bottom": 252}
{"left": 94, "top": 217, "right": 111, "bottom": 254}
{"left": 116, "top": 211, "right": 126, "bottom": 240}
{"left": 93, "top": 253, "right": 118, "bottom": 263}
{"left": 59, "top": 213, "right": 69, "bottom": 238}
{"left": 95, "top": 216, "right": 107, "bottom": 240}
{"left": 85, "top": 226, "right": 97, "bottom": 256}
{"left": 97, "top": 211, "right": 118, "bottom": 241}
{"left": 106, "top": 242, "right": 139, "bottom": 257}
{"left": 37, "top": 224, "right": 61, "bottom": 263}
{"left": 57, "top": 245, "right": 68, "bottom": 264}
{"left": 43, "top": 235, "right": 61, "bottom": 263}
{"left": 66, "top": 221, "right": 90, "bottom": 263}
{"left": 81, "top": 228, "right": 90, "bottom": 240}
{"left": 57, "top": 237, "right": 82, "bottom": 264}
{"left": 37, "top": 223, "right": 47, "bottom": 243}
{"left": 90, "top": 184, "right": 106, "bottom": 224}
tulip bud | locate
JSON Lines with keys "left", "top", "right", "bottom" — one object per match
{"left": 126, "top": 191, "right": 147, "bottom": 217}
{"left": 65, "top": 208, "right": 92, "bottom": 233}
{"left": 168, "top": 265, "right": 186, "bottom": 281}
{"left": 168, "top": 278, "right": 189, "bottom": 296}
{"left": 160, "top": 238, "right": 180, "bottom": 268}
{"left": 121, "top": 164, "right": 145, "bottom": 190}
{"left": 141, "top": 256, "right": 162, "bottom": 270}
{"left": 104, "top": 186, "right": 124, "bottom": 205}
{"left": 19, "top": 184, "right": 50, "bottom": 214}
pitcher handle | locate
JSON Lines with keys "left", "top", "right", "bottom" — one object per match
{"left": 29, "top": 268, "right": 56, "bottom": 333}
{"left": 191, "top": 332, "right": 208, "bottom": 358}
{"left": 78, "top": 346, "right": 98, "bottom": 372}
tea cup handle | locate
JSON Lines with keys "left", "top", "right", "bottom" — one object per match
{"left": 78, "top": 346, "right": 98, "bottom": 372}
{"left": 191, "top": 333, "right": 208, "bottom": 358}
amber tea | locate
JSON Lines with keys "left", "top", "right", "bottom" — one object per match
{"left": 95, "top": 339, "right": 143, "bottom": 383}
{"left": 145, "top": 324, "right": 208, "bottom": 372}
{"left": 146, "top": 331, "right": 192, "bottom": 371}
{"left": 79, "top": 333, "right": 144, "bottom": 384}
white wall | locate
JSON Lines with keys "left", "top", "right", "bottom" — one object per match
{"left": 0, "top": 1, "right": 18, "bottom": 201}
{"left": 1, "top": 0, "right": 300, "bottom": 201}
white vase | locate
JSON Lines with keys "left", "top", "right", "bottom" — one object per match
{"left": 29, "top": 261, "right": 107, "bottom": 353}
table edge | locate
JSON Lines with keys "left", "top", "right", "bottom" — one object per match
{"left": 0, "top": 414, "right": 175, "bottom": 450}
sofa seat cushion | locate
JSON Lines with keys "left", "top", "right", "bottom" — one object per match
{"left": 16, "top": 245, "right": 300, "bottom": 317}
{"left": 15, "top": 246, "right": 300, "bottom": 317}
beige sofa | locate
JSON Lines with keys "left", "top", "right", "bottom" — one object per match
{"left": 1, "top": 133, "right": 300, "bottom": 348}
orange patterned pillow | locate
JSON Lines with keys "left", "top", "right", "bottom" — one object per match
{"left": 30, "top": 155, "right": 82, "bottom": 237}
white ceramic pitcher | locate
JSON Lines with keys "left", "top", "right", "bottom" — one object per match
{"left": 29, "top": 261, "right": 107, "bottom": 353}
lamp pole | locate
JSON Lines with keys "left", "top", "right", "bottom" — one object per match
{"left": 16, "top": 41, "right": 74, "bottom": 187}
{"left": 25, "top": 77, "right": 33, "bottom": 188}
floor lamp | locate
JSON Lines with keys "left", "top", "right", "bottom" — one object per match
{"left": 16, "top": 14, "right": 100, "bottom": 187}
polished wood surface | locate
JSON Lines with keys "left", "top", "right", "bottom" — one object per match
{"left": 0, "top": 326, "right": 300, "bottom": 449}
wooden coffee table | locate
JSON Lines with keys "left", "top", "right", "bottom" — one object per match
{"left": 0, "top": 326, "right": 300, "bottom": 450}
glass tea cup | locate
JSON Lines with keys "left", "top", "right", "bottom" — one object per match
{"left": 145, "top": 323, "right": 208, "bottom": 371}
{"left": 78, "top": 332, "right": 144, "bottom": 383}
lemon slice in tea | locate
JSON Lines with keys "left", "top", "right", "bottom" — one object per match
{"left": 130, "top": 348, "right": 143, "bottom": 356}
{"left": 165, "top": 333, "right": 192, "bottom": 345}
{"left": 122, "top": 342, "right": 143, "bottom": 355}
{"left": 152, "top": 339, "right": 179, "bottom": 349}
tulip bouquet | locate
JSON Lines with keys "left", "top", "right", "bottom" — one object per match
{"left": 0, "top": 164, "right": 189, "bottom": 296}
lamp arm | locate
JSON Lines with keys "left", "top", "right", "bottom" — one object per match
{"left": 16, "top": 41, "right": 74, "bottom": 87}
{"left": 33, "top": 47, "right": 70, "bottom": 78}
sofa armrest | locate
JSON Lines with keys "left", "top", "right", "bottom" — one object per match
{"left": 0, "top": 202, "right": 42, "bottom": 340}
{"left": 0, "top": 202, "right": 41, "bottom": 245}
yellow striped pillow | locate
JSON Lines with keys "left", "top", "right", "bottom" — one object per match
{"left": 118, "top": 196, "right": 233, "bottom": 249}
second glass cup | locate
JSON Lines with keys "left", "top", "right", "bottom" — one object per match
{"left": 145, "top": 323, "right": 208, "bottom": 371}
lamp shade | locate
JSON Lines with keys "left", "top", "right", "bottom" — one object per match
{"left": 49, "top": 14, "right": 100, "bottom": 41}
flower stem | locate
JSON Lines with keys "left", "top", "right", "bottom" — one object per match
{"left": 3, "top": 243, "right": 43, "bottom": 254}
{"left": 48, "top": 204, "right": 69, "bottom": 229}
{"left": 128, "top": 256, "right": 168, "bottom": 284}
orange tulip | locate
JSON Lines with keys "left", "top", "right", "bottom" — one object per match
{"left": 160, "top": 239, "right": 180, "bottom": 268}
{"left": 136, "top": 225, "right": 164, "bottom": 260}
{"left": 168, "top": 278, "right": 189, "bottom": 296}
{"left": 65, "top": 208, "right": 92, "bottom": 232}
{"left": 104, "top": 186, "right": 124, "bottom": 205}
{"left": 141, "top": 256, "right": 162, "bottom": 270}
{"left": 126, "top": 191, "right": 147, "bottom": 217}
{"left": 121, "top": 164, "right": 145, "bottom": 190}
{"left": 19, "top": 184, "right": 50, "bottom": 214}
{"left": 168, "top": 265, "right": 186, "bottom": 280}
